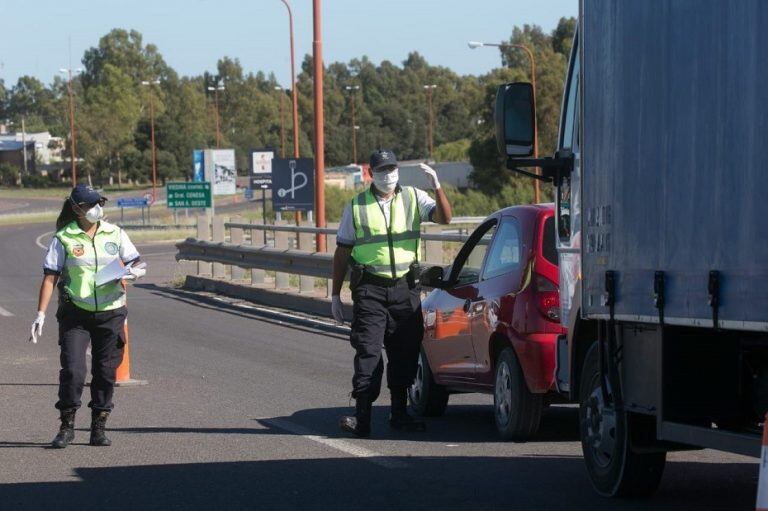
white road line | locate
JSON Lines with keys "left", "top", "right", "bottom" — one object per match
{"left": 259, "top": 417, "right": 407, "bottom": 469}
{"left": 35, "top": 230, "right": 54, "bottom": 249}
{"left": 0, "top": 304, "right": 14, "bottom": 317}
{"left": 210, "top": 295, "right": 350, "bottom": 333}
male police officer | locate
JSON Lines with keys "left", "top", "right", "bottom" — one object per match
{"left": 331, "top": 150, "right": 452, "bottom": 437}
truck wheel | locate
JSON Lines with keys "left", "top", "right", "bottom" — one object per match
{"left": 494, "top": 347, "right": 543, "bottom": 440}
{"left": 579, "top": 343, "right": 666, "bottom": 497}
{"left": 409, "top": 348, "right": 449, "bottom": 417}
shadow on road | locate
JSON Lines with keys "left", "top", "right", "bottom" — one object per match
{"left": 0, "top": 455, "right": 756, "bottom": 511}
{"left": 134, "top": 283, "right": 348, "bottom": 340}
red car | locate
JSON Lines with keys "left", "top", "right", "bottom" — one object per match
{"left": 410, "top": 204, "right": 564, "bottom": 439}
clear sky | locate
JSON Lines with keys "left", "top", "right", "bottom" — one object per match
{"left": 0, "top": 0, "right": 577, "bottom": 87}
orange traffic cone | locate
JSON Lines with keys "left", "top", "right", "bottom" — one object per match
{"left": 115, "top": 288, "right": 148, "bottom": 387}
{"left": 756, "top": 414, "right": 768, "bottom": 510}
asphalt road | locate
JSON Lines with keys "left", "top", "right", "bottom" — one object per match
{"left": 0, "top": 222, "right": 759, "bottom": 511}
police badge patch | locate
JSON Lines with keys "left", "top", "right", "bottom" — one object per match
{"left": 104, "top": 242, "right": 118, "bottom": 255}
{"left": 72, "top": 244, "right": 84, "bottom": 257}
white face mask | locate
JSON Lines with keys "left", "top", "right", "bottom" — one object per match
{"left": 372, "top": 168, "right": 399, "bottom": 194}
{"left": 84, "top": 204, "right": 104, "bottom": 223}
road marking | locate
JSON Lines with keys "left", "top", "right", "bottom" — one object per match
{"left": 259, "top": 417, "right": 407, "bottom": 469}
{"left": 0, "top": 304, "right": 14, "bottom": 317}
{"left": 35, "top": 231, "right": 54, "bottom": 249}
{"left": 210, "top": 295, "right": 350, "bottom": 333}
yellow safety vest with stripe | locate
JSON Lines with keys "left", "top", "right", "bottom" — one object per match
{"left": 55, "top": 221, "right": 126, "bottom": 312}
{"left": 351, "top": 185, "right": 421, "bottom": 279}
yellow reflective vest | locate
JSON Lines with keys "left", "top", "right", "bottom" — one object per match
{"left": 351, "top": 185, "right": 421, "bottom": 279}
{"left": 55, "top": 221, "right": 126, "bottom": 312}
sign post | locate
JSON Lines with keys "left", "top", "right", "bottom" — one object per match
{"left": 251, "top": 149, "right": 274, "bottom": 227}
{"left": 117, "top": 197, "right": 149, "bottom": 225}
{"left": 166, "top": 182, "right": 213, "bottom": 220}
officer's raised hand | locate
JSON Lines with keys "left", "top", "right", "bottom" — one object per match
{"left": 419, "top": 163, "right": 441, "bottom": 190}
{"left": 331, "top": 295, "right": 345, "bottom": 325}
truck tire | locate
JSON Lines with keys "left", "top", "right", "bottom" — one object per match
{"left": 494, "top": 347, "right": 543, "bottom": 440}
{"left": 409, "top": 348, "right": 449, "bottom": 417}
{"left": 579, "top": 343, "right": 666, "bottom": 497}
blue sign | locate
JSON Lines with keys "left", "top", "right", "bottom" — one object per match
{"left": 117, "top": 197, "right": 149, "bottom": 208}
{"left": 244, "top": 188, "right": 253, "bottom": 200}
{"left": 272, "top": 158, "right": 315, "bottom": 211}
{"left": 192, "top": 150, "right": 204, "bottom": 182}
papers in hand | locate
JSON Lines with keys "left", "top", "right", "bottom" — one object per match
{"left": 95, "top": 258, "right": 133, "bottom": 287}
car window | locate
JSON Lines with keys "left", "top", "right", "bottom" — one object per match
{"left": 542, "top": 216, "right": 557, "bottom": 265}
{"left": 483, "top": 218, "right": 522, "bottom": 280}
{"left": 451, "top": 221, "right": 497, "bottom": 287}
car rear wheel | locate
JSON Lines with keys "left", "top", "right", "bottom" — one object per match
{"left": 494, "top": 347, "right": 543, "bottom": 440}
{"left": 579, "top": 342, "right": 666, "bottom": 497}
{"left": 409, "top": 348, "right": 449, "bottom": 417}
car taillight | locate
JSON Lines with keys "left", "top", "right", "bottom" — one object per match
{"left": 534, "top": 274, "right": 560, "bottom": 323}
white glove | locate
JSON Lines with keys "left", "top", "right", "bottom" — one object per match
{"left": 124, "top": 262, "right": 147, "bottom": 281}
{"left": 420, "top": 163, "right": 440, "bottom": 190}
{"left": 331, "top": 295, "right": 345, "bottom": 325}
{"left": 29, "top": 311, "right": 45, "bottom": 344}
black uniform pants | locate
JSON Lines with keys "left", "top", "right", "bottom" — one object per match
{"left": 55, "top": 303, "right": 126, "bottom": 412}
{"left": 350, "top": 277, "right": 424, "bottom": 402}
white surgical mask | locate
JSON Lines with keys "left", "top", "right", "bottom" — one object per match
{"left": 373, "top": 168, "right": 399, "bottom": 194}
{"left": 85, "top": 204, "right": 104, "bottom": 223}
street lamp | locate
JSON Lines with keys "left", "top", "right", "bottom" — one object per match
{"left": 422, "top": 84, "right": 437, "bottom": 158}
{"left": 279, "top": 0, "right": 301, "bottom": 160}
{"left": 469, "top": 40, "right": 540, "bottom": 203}
{"left": 344, "top": 85, "right": 360, "bottom": 164}
{"left": 59, "top": 67, "right": 82, "bottom": 185}
{"left": 206, "top": 79, "right": 225, "bottom": 148}
{"left": 274, "top": 86, "right": 286, "bottom": 158}
{"left": 141, "top": 79, "right": 161, "bottom": 203}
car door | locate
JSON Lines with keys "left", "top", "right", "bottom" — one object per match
{"left": 470, "top": 215, "right": 527, "bottom": 386}
{"left": 423, "top": 219, "right": 497, "bottom": 385}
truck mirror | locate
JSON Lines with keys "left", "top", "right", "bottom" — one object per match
{"left": 495, "top": 82, "right": 535, "bottom": 157}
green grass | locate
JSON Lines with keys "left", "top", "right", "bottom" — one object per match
{"left": 127, "top": 228, "right": 195, "bottom": 244}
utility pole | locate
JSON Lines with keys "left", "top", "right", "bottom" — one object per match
{"left": 345, "top": 85, "right": 360, "bottom": 164}
{"left": 275, "top": 86, "right": 286, "bottom": 158}
{"left": 20, "top": 117, "right": 28, "bottom": 175}
{"left": 313, "top": 0, "right": 326, "bottom": 250}
{"left": 207, "top": 78, "right": 225, "bottom": 148}
{"left": 141, "top": 80, "right": 161, "bottom": 203}
{"left": 423, "top": 84, "right": 437, "bottom": 159}
{"left": 60, "top": 67, "right": 82, "bottom": 185}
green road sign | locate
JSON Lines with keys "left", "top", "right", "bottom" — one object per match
{"left": 166, "top": 182, "right": 212, "bottom": 208}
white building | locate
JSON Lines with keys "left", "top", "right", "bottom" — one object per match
{"left": 0, "top": 131, "right": 64, "bottom": 165}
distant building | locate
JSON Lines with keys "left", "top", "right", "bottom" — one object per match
{"left": 0, "top": 132, "right": 64, "bottom": 165}
{"left": 0, "top": 140, "right": 37, "bottom": 173}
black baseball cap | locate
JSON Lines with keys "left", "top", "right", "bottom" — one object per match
{"left": 70, "top": 184, "right": 106, "bottom": 205}
{"left": 370, "top": 149, "right": 398, "bottom": 171}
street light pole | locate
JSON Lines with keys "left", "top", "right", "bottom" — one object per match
{"left": 279, "top": 0, "right": 301, "bottom": 159}
{"left": 60, "top": 67, "right": 82, "bottom": 186}
{"left": 345, "top": 85, "right": 360, "bottom": 164}
{"left": 313, "top": 0, "right": 326, "bottom": 250}
{"left": 422, "top": 84, "right": 436, "bottom": 159}
{"left": 468, "top": 41, "right": 540, "bottom": 203}
{"left": 141, "top": 80, "right": 161, "bottom": 203}
{"left": 275, "top": 86, "right": 286, "bottom": 158}
{"left": 207, "top": 80, "right": 225, "bottom": 148}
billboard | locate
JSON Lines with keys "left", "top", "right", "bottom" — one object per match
{"left": 192, "top": 150, "right": 204, "bottom": 182}
{"left": 250, "top": 149, "right": 274, "bottom": 189}
{"left": 204, "top": 149, "right": 236, "bottom": 195}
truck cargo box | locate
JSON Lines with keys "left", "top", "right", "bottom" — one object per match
{"left": 581, "top": 0, "right": 768, "bottom": 330}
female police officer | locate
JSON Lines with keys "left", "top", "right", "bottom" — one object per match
{"left": 30, "top": 184, "right": 146, "bottom": 448}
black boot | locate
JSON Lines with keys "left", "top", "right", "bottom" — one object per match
{"left": 389, "top": 386, "right": 426, "bottom": 432}
{"left": 340, "top": 394, "right": 372, "bottom": 438}
{"left": 51, "top": 409, "right": 76, "bottom": 449}
{"left": 89, "top": 410, "right": 112, "bottom": 447}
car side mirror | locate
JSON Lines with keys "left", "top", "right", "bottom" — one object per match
{"left": 420, "top": 265, "right": 446, "bottom": 289}
{"left": 495, "top": 82, "right": 535, "bottom": 157}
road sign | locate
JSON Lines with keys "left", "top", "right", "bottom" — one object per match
{"left": 244, "top": 188, "right": 253, "bottom": 200}
{"left": 116, "top": 197, "right": 148, "bottom": 208}
{"left": 166, "top": 182, "right": 212, "bottom": 208}
{"left": 272, "top": 158, "right": 314, "bottom": 211}
{"left": 250, "top": 149, "right": 274, "bottom": 189}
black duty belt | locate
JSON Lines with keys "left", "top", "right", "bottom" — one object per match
{"left": 360, "top": 271, "right": 410, "bottom": 288}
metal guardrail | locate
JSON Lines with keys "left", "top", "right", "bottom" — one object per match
{"left": 121, "top": 224, "right": 195, "bottom": 230}
{"left": 224, "top": 222, "right": 473, "bottom": 243}
{"left": 176, "top": 239, "right": 334, "bottom": 278}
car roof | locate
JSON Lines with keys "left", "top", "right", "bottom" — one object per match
{"left": 495, "top": 202, "right": 554, "bottom": 218}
